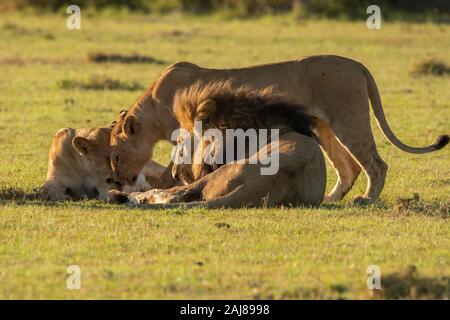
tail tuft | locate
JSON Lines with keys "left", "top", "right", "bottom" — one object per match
{"left": 435, "top": 135, "right": 449, "bottom": 150}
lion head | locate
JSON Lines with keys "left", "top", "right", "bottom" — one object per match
{"left": 71, "top": 123, "right": 155, "bottom": 196}
{"left": 71, "top": 127, "right": 114, "bottom": 185}
{"left": 27, "top": 118, "right": 160, "bottom": 201}
{"left": 24, "top": 126, "right": 116, "bottom": 201}
{"left": 109, "top": 106, "right": 162, "bottom": 186}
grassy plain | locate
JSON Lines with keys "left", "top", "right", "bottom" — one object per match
{"left": 0, "top": 13, "right": 448, "bottom": 299}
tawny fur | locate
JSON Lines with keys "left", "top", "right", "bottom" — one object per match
{"left": 173, "top": 81, "right": 316, "bottom": 139}
{"left": 109, "top": 83, "right": 327, "bottom": 208}
{"left": 173, "top": 81, "right": 318, "bottom": 181}
{"left": 25, "top": 126, "right": 165, "bottom": 201}
{"left": 109, "top": 56, "right": 449, "bottom": 204}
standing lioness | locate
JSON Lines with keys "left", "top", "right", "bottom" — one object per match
{"left": 109, "top": 55, "right": 448, "bottom": 204}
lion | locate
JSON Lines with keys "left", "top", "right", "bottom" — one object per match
{"left": 109, "top": 56, "right": 448, "bottom": 204}
{"left": 25, "top": 126, "right": 165, "bottom": 201}
{"left": 108, "top": 83, "right": 327, "bottom": 208}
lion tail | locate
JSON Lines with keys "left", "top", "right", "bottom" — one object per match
{"left": 361, "top": 64, "right": 449, "bottom": 154}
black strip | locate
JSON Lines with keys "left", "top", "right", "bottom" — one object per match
{"left": 0, "top": 300, "right": 445, "bottom": 318}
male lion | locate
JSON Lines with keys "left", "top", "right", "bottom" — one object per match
{"left": 109, "top": 56, "right": 448, "bottom": 204}
{"left": 25, "top": 126, "right": 165, "bottom": 201}
{"left": 108, "top": 83, "right": 326, "bottom": 208}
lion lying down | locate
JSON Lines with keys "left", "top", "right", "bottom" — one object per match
{"left": 108, "top": 83, "right": 327, "bottom": 208}
{"left": 25, "top": 126, "right": 165, "bottom": 201}
{"left": 109, "top": 132, "right": 326, "bottom": 208}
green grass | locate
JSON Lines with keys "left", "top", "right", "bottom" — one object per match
{"left": 0, "top": 13, "right": 449, "bottom": 299}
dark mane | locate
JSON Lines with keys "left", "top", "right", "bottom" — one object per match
{"left": 174, "top": 81, "right": 317, "bottom": 138}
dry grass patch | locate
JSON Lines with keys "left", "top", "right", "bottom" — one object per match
{"left": 58, "top": 75, "right": 143, "bottom": 91}
{"left": 88, "top": 52, "right": 166, "bottom": 65}
{"left": 412, "top": 59, "right": 450, "bottom": 76}
{"left": 394, "top": 193, "right": 449, "bottom": 218}
{"left": 2, "top": 22, "right": 54, "bottom": 39}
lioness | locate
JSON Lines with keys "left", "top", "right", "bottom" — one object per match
{"left": 108, "top": 83, "right": 326, "bottom": 208}
{"left": 25, "top": 126, "right": 165, "bottom": 201}
{"left": 109, "top": 56, "right": 448, "bottom": 204}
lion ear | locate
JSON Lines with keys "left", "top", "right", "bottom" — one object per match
{"left": 122, "top": 115, "right": 139, "bottom": 137}
{"left": 108, "top": 120, "right": 117, "bottom": 129}
{"left": 72, "top": 136, "right": 92, "bottom": 156}
{"left": 196, "top": 99, "right": 217, "bottom": 119}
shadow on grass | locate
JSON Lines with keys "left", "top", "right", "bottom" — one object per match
{"left": 374, "top": 266, "right": 449, "bottom": 299}
{"left": 0, "top": 186, "right": 114, "bottom": 211}
{"left": 0, "top": 187, "right": 26, "bottom": 201}
{"left": 1, "top": 187, "right": 448, "bottom": 217}
{"left": 259, "top": 266, "right": 449, "bottom": 299}
{"left": 1, "top": 198, "right": 119, "bottom": 212}
{"left": 2, "top": 192, "right": 348, "bottom": 213}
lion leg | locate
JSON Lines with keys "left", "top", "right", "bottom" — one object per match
{"left": 24, "top": 180, "right": 67, "bottom": 201}
{"left": 332, "top": 123, "right": 388, "bottom": 204}
{"left": 147, "top": 186, "right": 202, "bottom": 204}
{"left": 109, "top": 185, "right": 251, "bottom": 209}
{"left": 315, "top": 120, "right": 361, "bottom": 201}
{"left": 113, "top": 185, "right": 202, "bottom": 205}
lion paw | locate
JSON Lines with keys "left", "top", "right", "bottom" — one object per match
{"left": 353, "top": 196, "right": 375, "bottom": 206}
{"left": 108, "top": 190, "right": 131, "bottom": 204}
{"left": 324, "top": 193, "right": 343, "bottom": 202}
